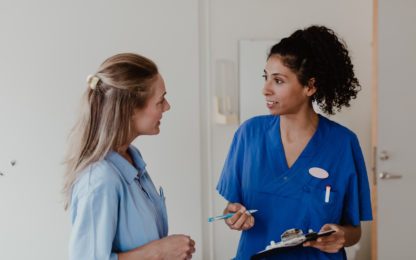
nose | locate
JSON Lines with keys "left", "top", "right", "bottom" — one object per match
{"left": 262, "top": 80, "right": 272, "bottom": 97}
{"left": 164, "top": 100, "right": 171, "bottom": 112}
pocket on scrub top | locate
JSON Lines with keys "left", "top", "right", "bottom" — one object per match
{"left": 306, "top": 186, "right": 341, "bottom": 224}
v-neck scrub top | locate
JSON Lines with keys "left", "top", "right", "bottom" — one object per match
{"left": 217, "top": 115, "right": 372, "bottom": 260}
{"left": 69, "top": 146, "right": 168, "bottom": 260}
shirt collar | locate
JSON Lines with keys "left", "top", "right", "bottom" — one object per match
{"left": 128, "top": 146, "right": 147, "bottom": 173}
{"left": 105, "top": 145, "right": 147, "bottom": 184}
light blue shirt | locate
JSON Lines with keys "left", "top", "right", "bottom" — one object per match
{"left": 69, "top": 146, "right": 168, "bottom": 260}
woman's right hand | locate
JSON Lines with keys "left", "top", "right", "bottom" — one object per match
{"left": 223, "top": 202, "right": 255, "bottom": 231}
{"left": 158, "top": 234, "right": 195, "bottom": 260}
{"left": 118, "top": 234, "right": 195, "bottom": 260}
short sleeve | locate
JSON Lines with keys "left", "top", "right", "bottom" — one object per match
{"left": 216, "top": 128, "right": 245, "bottom": 204}
{"left": 341, "top": 135, "right": 373, "bottom": 226}
{"left": 69, "top": 172, "right": 119, "bottom": 260}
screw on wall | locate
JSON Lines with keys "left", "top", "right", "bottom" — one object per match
{"left": 1, "top": 160, "right": 17, "bottom": 176}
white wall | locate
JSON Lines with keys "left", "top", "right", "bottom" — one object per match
{"left": 0, "top": 1, "right": 374, "bottom": 259}
{"left": 203, "top": 0, "right": 373, "bottom": 259}
{"left": 0, "top": 1, "right": 201, "bottom": 259}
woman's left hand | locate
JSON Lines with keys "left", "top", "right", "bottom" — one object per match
{"left": 303, "top": 223, "right": 345, "bottom": 253}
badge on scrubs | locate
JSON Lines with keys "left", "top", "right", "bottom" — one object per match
{"left": 308, "top": 167, "right": 329, "bottom": 179}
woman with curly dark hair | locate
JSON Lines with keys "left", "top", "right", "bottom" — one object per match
{"left": 216, "top": 25, "right": 372, "bottom": 259}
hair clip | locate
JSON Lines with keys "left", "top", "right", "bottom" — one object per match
{"left": 86, "top": 75, "right": 100, "bottom": 90}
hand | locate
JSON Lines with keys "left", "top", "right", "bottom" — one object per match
{"left": 159, "top": 234, "right": 195, "bottom": 260}
{"left": 303, "top": 224, "right": 345, "bottom": 253}
{"left": 223, "top": 202, "right": 255, "bottom": 231}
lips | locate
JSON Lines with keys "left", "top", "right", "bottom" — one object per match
{"left": 266, "top": 101, "right": 278, "bottom": 109}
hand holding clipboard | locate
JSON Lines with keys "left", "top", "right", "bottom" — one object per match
{"left": 250, "top": 228, "right": 336, "bottom": 260}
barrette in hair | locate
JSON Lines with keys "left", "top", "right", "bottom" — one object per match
{"left": 86, "top": 75, "right": 100, "bottom": 90}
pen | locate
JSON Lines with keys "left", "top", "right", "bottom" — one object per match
{"left": 208, "top": 209, "right": 258, "bottom": 222}
{"left": 325, "top": 185, "right": 331, "bottom": 203}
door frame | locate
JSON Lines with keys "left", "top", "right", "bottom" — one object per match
{"left": 371, "top": 0, "right": 378, "bottom": 259}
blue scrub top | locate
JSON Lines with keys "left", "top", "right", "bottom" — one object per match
{"left": 217, "top": 115, "right": 372, "bottom": 260}
{"left": 69, "top": 146, "right": 168, "bottom": 260}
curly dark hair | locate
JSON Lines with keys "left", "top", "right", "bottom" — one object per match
{"left": 268, "top": 25, "right": 361, "bottom": 115}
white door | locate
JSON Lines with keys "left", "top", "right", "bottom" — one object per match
{"left": 377, "top": 0, "right": 416, "bottom": 258}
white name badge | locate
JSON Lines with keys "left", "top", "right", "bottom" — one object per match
{"left": 308, "top": 167, "right": 329, "bottom": 179}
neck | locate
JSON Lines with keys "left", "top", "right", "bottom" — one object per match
{"left": 117, "top": 144, "right": 133, "bottom": 165}
{"left": 280, "top": 108, "right": 319, "bottom": 139}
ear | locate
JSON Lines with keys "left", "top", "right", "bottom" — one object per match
{"left": 304, "top": 78, "right": 317, "bottom": 97}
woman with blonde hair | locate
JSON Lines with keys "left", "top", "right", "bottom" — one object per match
{"left": 63, "top": 53, "right": 195, "bottom": 260}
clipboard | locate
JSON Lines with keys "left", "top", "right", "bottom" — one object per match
{"left": 250, "top": 229, "right": 336, "bottom": 260}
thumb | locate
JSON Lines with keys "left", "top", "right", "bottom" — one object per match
{"left": 320, "top": 223, "right": 336, "bottom": 232}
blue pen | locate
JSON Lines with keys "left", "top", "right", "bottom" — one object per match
{"left": 208, "top": 209, "right": 258, "bottom": 222}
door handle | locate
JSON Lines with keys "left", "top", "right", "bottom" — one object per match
{"left": 379, "top": 150, "right": 389, "bottom": 161}
{"left": 379, "top": 172, "right": 402, "bottom": 180}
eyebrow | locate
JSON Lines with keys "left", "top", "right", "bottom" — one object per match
{"left": 263, "top": 70, "right": 287, "bottom": 78}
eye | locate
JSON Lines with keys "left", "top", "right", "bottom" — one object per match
{"left": 275, "top": 78, "right": 283, "bottom": 84}
{"left": 262, "top": 74, "right": 267, "bottom": 81}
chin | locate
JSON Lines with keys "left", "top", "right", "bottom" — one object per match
{"left": 140, "top": 128, "right": 160, "bottom": 136}
{"left": 153, "top": 128, "right": 161, "bottom": 135}
{"left": 270, "top": 111, "right": 281, "bottom": 116}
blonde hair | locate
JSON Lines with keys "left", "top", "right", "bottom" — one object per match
{"left": 63, "top": 53, "right": 158, "bottom": 209}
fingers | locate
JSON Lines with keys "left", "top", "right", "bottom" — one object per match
{"left": 241, "top": 212, "right": 255, "bottom": 230}
{"left": 225, "top": 204, "right": 245, "bottom": 225}
{"left": 185, "top": 247, "right": 195, "bottom": 259}
{"left": 320, "top": 223, "right": 339, "bottom": 232}
{"left": 225, "top": 202, "right": 244, "bottom": 214}
{"left": 189, "top": 238, "right": 195, "bottom": 247}
{"left": 226, "top": 203, "right": 239, "bottom": 213}
{"left": 225, "top": 208, "right": 254, "bottom": 231}
{"left": 161, "top": 234, "right": 196, "bottom": 260}
{"left": 223, "top": 203, "right": 255, "bottom": 231}
{"left": 232, "top": 209, "right": 249, "bottom": 229}
{"left": 303, "top": 224, "right": 344, "bottom": 253}
{"left": 225, "top": 206, "right": 244, "bottom": 224}
{"left": 183, "top": 236, "right": 195, "bottom": 259}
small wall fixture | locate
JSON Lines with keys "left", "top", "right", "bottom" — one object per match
{"left": 213, "top": 59, "right": 239, "bottom": 125}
